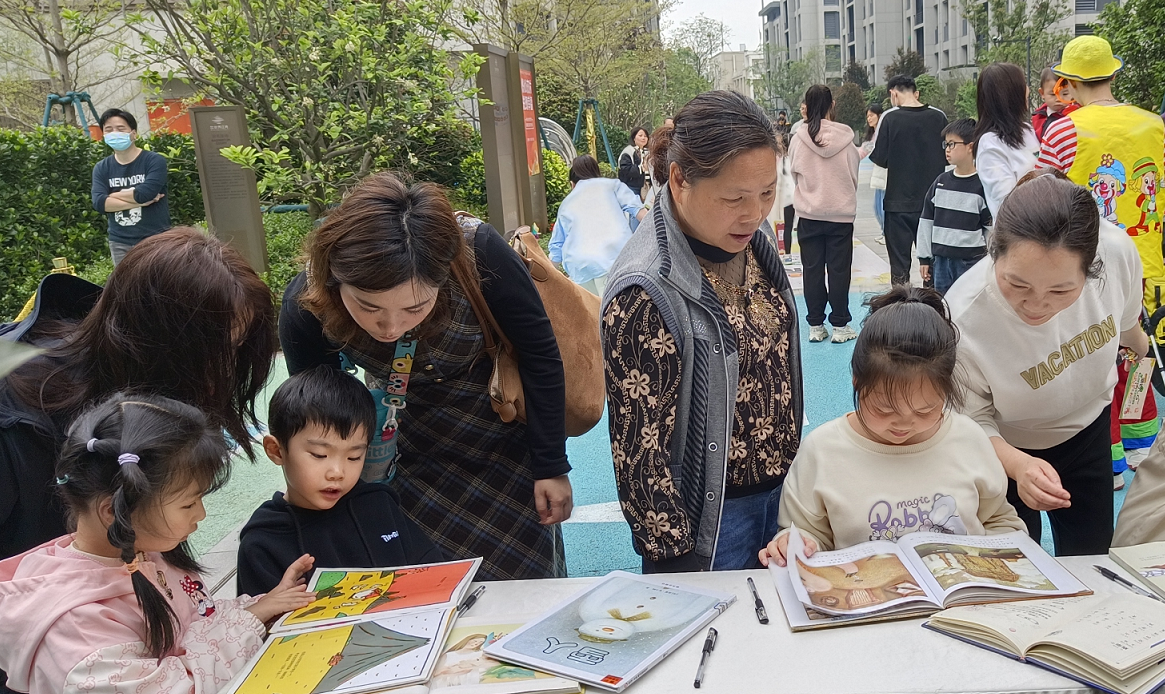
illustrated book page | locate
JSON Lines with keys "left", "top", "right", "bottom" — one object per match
{"left": 896, "top": 530, "right": 1091, "bottom": 604}
{"left": 483, "top": 571, "right": 734, "bottom": 692}
{"left": 271, "top": 558, "right": 482, "bottom": 633}
{"left": 224, "top": 607, "right": 455, "bottom": 694}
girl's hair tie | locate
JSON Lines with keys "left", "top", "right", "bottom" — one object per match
{"left": 125, "top": 557, "right": 141, "bottom": 574}
{"left": 86, "top": 438, "right": 98, "bottom": 452}
{"left": 55, "top": 475, "right": 69, "bottom": 485}
{"left": 117, "top": 453, "right": 140, "bottom": 466}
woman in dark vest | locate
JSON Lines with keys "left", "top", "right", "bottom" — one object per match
{"left": 279, "top": 172, "right": 572, "bottom": 580}
{"left": 602, "top": 90, "right": 804, "bottom": 572}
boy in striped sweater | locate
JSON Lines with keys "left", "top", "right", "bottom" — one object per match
{"left": 918, "top": 118, "right": 994, "bottom": 295}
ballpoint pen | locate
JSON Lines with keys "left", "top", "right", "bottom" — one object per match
{"left": 457, "top": 585, "right": 487, "bottom": 613}
{"left": 693, "top": 627, "right": 717, "bottom": 688}
{"left": 1094, "top": 565, "right": 1165, "bottom": 602}
{"left": 746, "top": 577, "right": 769, "bottom": 624}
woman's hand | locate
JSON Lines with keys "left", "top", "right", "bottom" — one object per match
{"left": 992, "top": 437, "right": 1071, "bottom": 511}
{"left": 758, "top": 532, "right": 817, "bottom": 568}
{"left": 533, "top": 475, "right": 574, "bottom": 524}
{"left": 246, "top": 554, "right": 316, "bottom": 624}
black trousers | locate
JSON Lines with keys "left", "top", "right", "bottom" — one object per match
{"left": 885, "top": 210, "right": 921, "bottom": 285}
{"left": 1009, "top": 406, "right": 1114, "bottom": 556}
{"left": 798, "top": 218, "right": 853, "bottom": 327}
{"left": 782, "top": 205, "right": 795, "bottom": 254}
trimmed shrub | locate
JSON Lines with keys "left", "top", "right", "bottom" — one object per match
{"left": 453, "top": 148, "right": 572, "bottom": 231}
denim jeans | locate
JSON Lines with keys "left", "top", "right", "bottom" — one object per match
{"left": 873, "top": 188, "right": 885, "bottom": 232}
{"left": 932, "top": 255, "right": 983, "bottom": 295}
{"left": 711, "top": 484, "right": 783, "bottom": 571}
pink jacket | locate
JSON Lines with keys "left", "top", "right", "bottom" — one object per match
{"left": 789, "top": 119, "right": 861, "bottom": 223}
{"left": 0, "top": 536, "right": 266, "bottom": 694}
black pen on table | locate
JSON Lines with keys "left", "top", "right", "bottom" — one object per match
{"left": 746, "top": 577, "right": 769, "bottom": 624}
{"left": 693, "top": 627, "right": 717, "bottom": 688}
{"left": 1094, "top": 565, "right": 1165, "bottom": 602}
{"left": 458, "top": 585, "right": 486, "bottom": 613}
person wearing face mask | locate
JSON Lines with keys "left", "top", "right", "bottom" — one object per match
{"left": 90, "top": 109, "right": 171, "bottom": 265}
{"left": 947, "top": 171, "right": 1149, "bottom": 556}
{"left": 278, "top": 173, "right": 572, "bottom": 581}
{"left": 602, "top": 90, "right": 803, "bottom": 573}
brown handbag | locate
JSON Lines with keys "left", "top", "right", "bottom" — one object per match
{"left": 453, "top": 226, "right": 605, "bottom": 437}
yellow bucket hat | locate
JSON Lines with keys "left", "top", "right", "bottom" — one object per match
{"left": 1053, "top": 36, "right": 1124, "bottom": 81}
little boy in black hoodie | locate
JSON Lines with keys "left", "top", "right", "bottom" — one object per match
{"left": 236, "top": 365, "right": 443, "bottom": 596}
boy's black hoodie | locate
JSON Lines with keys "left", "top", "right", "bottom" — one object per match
{"left": 236, "top": 480, "right": 445, "bottom": 596}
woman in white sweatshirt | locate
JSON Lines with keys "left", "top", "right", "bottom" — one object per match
{"left": 789, "top": 84, "right": 862, "bottom": 344}
{"left": 973, "top": 63, "right": 1041, "bottom": 218}
{"left": 946, "top": 171, "right": 1148, "bottom": 556}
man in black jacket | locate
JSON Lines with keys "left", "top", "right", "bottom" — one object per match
{"left": 236, "top": 365, "right": 444, "bottom": 596}
{"left": 869, "top": 75, "right": 949, "bottom": 285}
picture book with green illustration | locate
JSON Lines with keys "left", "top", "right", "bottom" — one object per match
{"left": 771, "top": 529, "right": 1090, "bottom": 631}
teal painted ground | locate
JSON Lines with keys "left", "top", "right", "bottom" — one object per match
{"left": 192, "top": 293, "right": 1145, "bottom": 575}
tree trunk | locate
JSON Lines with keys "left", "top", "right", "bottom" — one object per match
{"left": 47, "top": 0, "right": 76, "bottom": 126}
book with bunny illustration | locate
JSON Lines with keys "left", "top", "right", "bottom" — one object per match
{"left": 270, "top": 557, "right": 482, "bottom": 634}
{"left": 223, "top": 558, "right": 483, "bottom": 694}
{"left": 483, "top": 571, "right": 734, "bottom": 692}
{"left": 771, "top": 528, "right": 1090, "bottom": 631}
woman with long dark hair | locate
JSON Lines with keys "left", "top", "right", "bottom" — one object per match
{"left": 603, "top": 90, "right": 803, "bottom": 572}
{"left": 618, "top": 127, "right": 650, "bottom": 200}
{"left": 279, "top": 173, "right": 572, "bottom": 580}
{"left": 973, "top": 62, "right": 1040, "bottom": 217}
{"left": 790, "top": 84, "right": 862, "bottom": 343}
{"left": 0, "top": 228, "right": 277, "bottom": 561}
{"left": 863, "top": 102, "right": 887, "bottom": 239}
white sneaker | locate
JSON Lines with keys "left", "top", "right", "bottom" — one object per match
{"left": 1115, "top": 473, "right": 1126, "bottom": 491}
{"left": 831, "top": 325, "right": 858, "bottom": 343}
{"left": 809, "top": 325, "right": 829, "bottom": 342}
{"left": 1127, "top": 448, "right": 1150, "bottom": 471}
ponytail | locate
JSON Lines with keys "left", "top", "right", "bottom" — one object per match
{"left": 804, "top": 84, "right": 833, "bottom": 148}
{"left": 852, "top": 286, "right": 963, "bottom": 414}
{"left": 56, "top": 394, "right": 231, "bottom": 660}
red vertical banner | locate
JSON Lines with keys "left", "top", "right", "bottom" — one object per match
{"left": 520, "top": 69, "right": 540, "bottom": 176}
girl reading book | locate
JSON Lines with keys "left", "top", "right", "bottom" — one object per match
{"left": 759, "top": 287, "right": 1026, "bottom": 567}
{"left": 0, "top": 393, "right": 315, "bottom": 694}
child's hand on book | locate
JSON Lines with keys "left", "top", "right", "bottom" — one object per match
{"left": 247, "top": 554, "right": 317, "bottom": 625}
{"left": 758, "top": 532, "right": 817, "bottom": 568}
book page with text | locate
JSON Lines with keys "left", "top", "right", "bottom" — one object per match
{"left": 1034, "top": 593, "right": 1165, "bottom": 678}
{"left": 929, "top": 596, "right": 1094, "bottom": 655}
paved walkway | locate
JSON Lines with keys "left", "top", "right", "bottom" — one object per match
{"left": 195, "top": 160, "right": 1140, "bottom": 596}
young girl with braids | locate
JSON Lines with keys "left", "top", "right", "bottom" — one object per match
{"left": 0, "top": 393, "right": 315, "bottom": 694}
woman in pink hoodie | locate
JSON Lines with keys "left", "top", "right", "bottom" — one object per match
{"left": 0, "top": 393, "right": 315, "bottom": 694}
{"left": 789, "top": 84, "right": 862, "bottom": 344}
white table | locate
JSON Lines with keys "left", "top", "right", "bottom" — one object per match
{"left": 466, "top": 555, "right": 1134, "bottom": 694}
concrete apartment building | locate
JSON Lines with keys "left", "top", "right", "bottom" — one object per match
{"left": 712, "top": 46, "right": 766, "bottom": 99}
{"left": 759, "top": 0, "right": 1118, "bottom": 86}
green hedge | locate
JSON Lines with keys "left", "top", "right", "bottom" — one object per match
{"left": 452, "top": 148, "right": 572, "bottom": 231}
{"left": 0, "top": 126, "right": 204, "bottom": 321}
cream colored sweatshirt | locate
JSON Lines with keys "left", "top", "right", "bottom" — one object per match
{"left": 776, "top": 413, "right": 1026, "bottom": 551}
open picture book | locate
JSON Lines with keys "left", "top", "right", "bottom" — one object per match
{"left": 924, "top": 593, "right": 1165, "bottom": 694}
{"left": 1110, "top": 542, "right": 1165, "bottom": 600}
{"left": 483, "top": 571, "right": 734, "bottom": 692}
{"left": 222, "top": 558, "right": 482, "bottom": 694}
{"left": 392, "top": 617, "right": 582, "bottom": 694}
{"left": 770, "top": 528, "right": 1090, "bottom": 630}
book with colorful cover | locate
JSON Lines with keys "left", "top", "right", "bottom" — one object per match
{"left": 483, "top": 571, "right": 734, "bottom": 692}
{"left": 771, "top": 528, "right": 1090, "bottom": 631}
{"left": 222, "top": 558, "right": 482, "bottom": 694}
{"left": 270, "top": 557, "right": 481, "bottom": 634}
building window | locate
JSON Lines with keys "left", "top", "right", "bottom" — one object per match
{"left": 1075, "top": 0, "right": 1095, "bottom": 9}
{"left": 962, "top": 16, "right": 967, "bottom": 35}
{"left": 1074, "top": 23, "right": 1095, "bottom": 35}
{"left": 824, "top": 11, "right": 841, "bottom": 38}
{"left": 826, "top": 44, "right": 842, "bottom": 72}
{"left": 824, "top": 0, "right": 839, "bottom": 5}
{"left": 942, "top": 50, "right": 949, "bottom": 68}
{"left": 960, "top": 45, "right": 968, "bottom": 64}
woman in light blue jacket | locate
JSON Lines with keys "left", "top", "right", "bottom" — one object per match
{"left": 549, "top": 155, "right": 647, "bottom": 296}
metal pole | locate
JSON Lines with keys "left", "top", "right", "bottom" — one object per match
{"left": 1026, "top": 36, "right": 1032, "bottom": 95}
